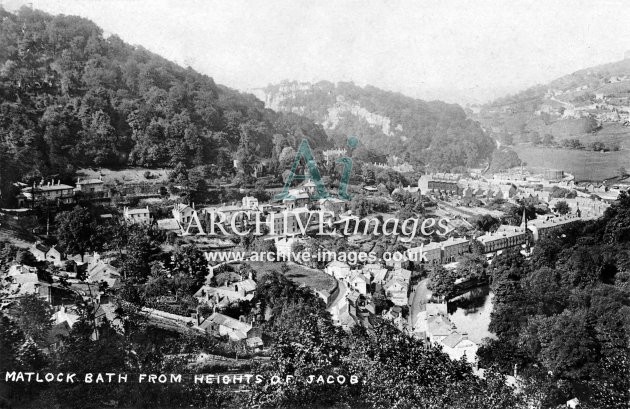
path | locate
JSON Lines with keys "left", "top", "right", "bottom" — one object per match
{"left": 327, "top": 280, "right": 347, "bottom": 318}
{"left": 408, "top": 278, "right": 430, "bottom": 331}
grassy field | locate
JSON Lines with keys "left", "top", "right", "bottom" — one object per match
{"left": 0, "top": 226, "right": 34, "bottom": 248}
{"left": 513, "top": 144, "right": 630, "bottom": 181}
{"left": 246, "top": 261, "right": 336, "bottom": 293}
{"left": 578, "top": 123, "right": 630, "bottom": 150}
{"left": 77, "top": 167, "right": 171, "bottom": 184}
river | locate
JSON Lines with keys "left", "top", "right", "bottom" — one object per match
{"left": 447, "top": 285, "right": 496, "bottom": 344}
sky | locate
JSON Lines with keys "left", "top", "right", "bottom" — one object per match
{"left": 4, "top": 0, "right": 630, "bottom": 104}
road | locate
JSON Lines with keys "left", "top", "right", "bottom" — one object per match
{"left": 327, "top": 280, "right": 347, "bottom": 318}
{"left": 408, "top": 278, "right": 431, "bottom": 331}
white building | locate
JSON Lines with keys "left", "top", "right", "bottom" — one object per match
{"left": 123, "top": 207, "right": 151, "bottom": 224}
{"left": 325, "top": 260, "right": 352, "bottom": 280}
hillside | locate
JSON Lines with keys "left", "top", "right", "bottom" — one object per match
{"left": 471, "top": 57, "right": 630, "bottom": 180}
{"left": 0, "top": 7, "right": 332, "bottom": 204}
{"left": 252, "top": 81, "right": 495, "bottom": 171}
{"left": 476, "top": 57, "right": 630, "bottom": 146}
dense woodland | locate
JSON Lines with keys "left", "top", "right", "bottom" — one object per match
{"left": 0, "top": 266, "right": 524, "bottom": 409}
{"left": 0, "top": 7, "right": 332, "bottom": 203}
{"left": 262, "top": 81, "right": 496, "bottom": 171}
{"left": 476, "top": 191, "right": 630, "bottom": 408}
{"left": 1, "top": 6, "right": 629, "bottom": 409}
{"left": 424, "top": 193, "right": 630, "bottom": 408}
{"left": 2, "top": 194, "right": 629, "bottom": 408}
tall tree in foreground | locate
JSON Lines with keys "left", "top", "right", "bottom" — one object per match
{"left": 56, "top": 205, "right": 97, "bottom": 260}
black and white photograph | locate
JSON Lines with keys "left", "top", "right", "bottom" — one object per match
{"left": 0, "top": 1, "right": 629, "bottom": 408}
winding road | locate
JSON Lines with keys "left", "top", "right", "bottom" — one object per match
{"left": 408, "top": 278, "right": 431, "bottom": 331}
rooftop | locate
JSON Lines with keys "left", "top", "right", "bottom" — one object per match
{"left": 201, "top": 312, "right": 252, "bottom": 334}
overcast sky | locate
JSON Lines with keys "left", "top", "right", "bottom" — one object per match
{"left": 5, "top": 0, "right": 630, "bottom": 104}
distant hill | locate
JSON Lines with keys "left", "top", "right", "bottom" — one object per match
{"left": 476, "top": 57, "right": 630, "bottom": 144}
{"left": 252, "top": 81, "right": 495, "bottom": 171}
{"left": 0, "top": 7, "right": 332, "bottom": 204}
{"left": 472, "top": 57, "right": 630, "bottom": 180}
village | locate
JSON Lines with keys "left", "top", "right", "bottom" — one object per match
{"left": 1, "top": 160, "right": 623, "bottom": 371}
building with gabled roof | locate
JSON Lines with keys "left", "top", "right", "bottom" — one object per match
{"left": 197, "top": 312, "right": 259, "bottom": 341}
{"left": 383, "top": 277, "right": 408, "bottom": 306}
{"left": 390, "top": 268, "right": 411, "bottom": 284}
{"left": 325, "top": 260, "right": 351, "bottom": 280}
{"left": 172, "top": 203, "right": 196, "bottom": 226}
{"left": 18, "top": 179, "right": 75, "bottom": 207}
{"left": 194, "top": 276, "right": 257, "bottom": 308}
{"left": 347, "top": 271, "right": 369, "bottom": 295}
{"left": 75, "top": 177, "right": 104, "bottom": 194}
{"left": 87, "top": 261, "right": 121, "bottom": 289}
{"left": 29, "top": 243, "right": 63, "bottom": 265}
{"left": 439, "top": 331, "right": 478, "bottom": 365}
{"left": 527, "top": 214, "right": 584, "bottom": 242}
{"left": 440, "top": 237, "right": 470, "bottom": 263}
{"left": 426, "top": 313, "right": 456, "bottom": 343}
{"left": 476, "top": 226, "right": 528, "bottom": 254}
{"left": 124, "top": 206, "right": 152, "bottom": 224}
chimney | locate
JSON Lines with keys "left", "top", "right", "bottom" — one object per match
{"left": 191, "top": 311, "right": 202, "bottom": 326}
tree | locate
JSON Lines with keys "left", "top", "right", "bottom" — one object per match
{"left": 56, "top": 205, "right": 97, "bottom": 260}
{"left": 0, "top": 314, "right": 25, "bottom": 371}
{"left": 16, "top": 249, "right": 37, "bottom": 266}
{"left": 165, "top": 244, "right": 209, "bottom": 291}
{"left": 589, "top": 141, "right": 605, "bottom": 151}
{"left": 561, "top": 138, "right": 583, "bottom": 149}
{"left": 473, "top": 214, "right": 501, "bottom": 232}
{"left": 504, "top": 201, "right": 536, "bottom": 226}
{"left": 542, "top": 134, "right": 554, "bottom": 145}
{"left": 14, "top": 294, "right": 53, "bottom": 345}
{"left": 427, "top": 266, "right": 456, "bottom": 300}
{"left": 119, "top": 224, "right": 161, "bottom": 282}
{"left": 530, "top": 132, "right": 541, "bottom": 145}
{"left": 489, "top": 149, "right": 521, "bottom": 172}
{"left": 528, "top": 309, "right": 599, "bottom": 379}
{"left": 553, "top": 200, "right": 570, "bottom": 215}
{"left": 456, "top": 251, "right": 488, "bottom": 282}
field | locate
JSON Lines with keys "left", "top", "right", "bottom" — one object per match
{"left": 513, "top": 144, "right": 630, "bottom": 181}
{"left": 578, "top": 123, "right": 630, "bottom": 150}
{"left": 246, "top": 261, "right": 337, "bottom": 293}
{"left": 77, "top": 167, "right": 171, "bottom": 184}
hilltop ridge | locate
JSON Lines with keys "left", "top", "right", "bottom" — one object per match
{"left": 470, "top": 57, "right": 630, "bottom": 180}
{"left": 252, "top": 80, "right": 495, "bottom": 172}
